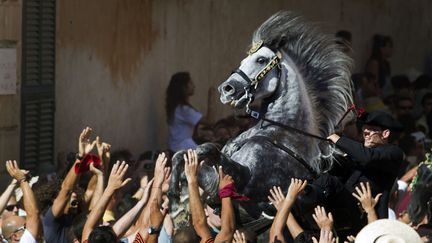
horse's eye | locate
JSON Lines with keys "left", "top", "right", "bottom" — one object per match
{"left": 256, "top": 57, "right": 268, "bottom": 64}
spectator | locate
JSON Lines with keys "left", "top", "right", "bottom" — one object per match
{"left": 0, "top": 179, "right": 19, "bottom": 234}
{"left": 269, "top": 178, "right": 308, "bottom": 243}
{"left": 365, "top": 34, "right": 393, "bottom": 96}
{"left": 391, "top": 75, "right": 413, "bottom": 100}
{"left": 166, "top": 72, "right": 215, "bottom": 151}
{"left": 327, "top": 111, "right": 404, "bottom": 219}
{"left": 2, "top": 160, "right": 40, "bottom": 243}
{"left": 184, "top": 149, "right": 236, "bottom": 243}
{"left": 352, "top": 72, "right": 386, "bottom": 112}
{"left": 417, "top": 92, "right": 432, "bottom": 134}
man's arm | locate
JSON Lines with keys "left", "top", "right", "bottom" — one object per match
{"left": 0, "top": 179, "right": 17, "bottom": 214}
{"left": 87, "top": 139, "right": 110, "bottom": 211}
{"left": 5, "top": 160, "right": 40, "bottom": 240}
{"left": 329, "top": 135, "right": 403, "bottom": 173}
{"left": 352, "top": 182, "right": 381, "bottom": 224}
{"left": 215, "top": 166, "right": 236, "bottom": 243}
{"left": 133, "top": 153, "right": 168, "bottom": 240}
{"left": 184, "top": 150, "right": 213, "bottom": 242}
{"left": 53, "top": 127, "right": 95, "bottom": 217}
{"left": 269, "top": 178, "right": 307, "bottom": 243}
{"left": 268, "top": 186, "right": 305, "bottom": 240}
{"left": 112, "top": 180, "right": 153, "bottom": 238}
{"left": 81, "top": 161, "right": 131, "bottom": 242}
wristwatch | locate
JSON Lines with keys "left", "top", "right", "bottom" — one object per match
{"left": 76, "top": 153, "right": 84, "bottom": 161}
{"left": 148, "top": 226, "right": 161, "bottom": 235}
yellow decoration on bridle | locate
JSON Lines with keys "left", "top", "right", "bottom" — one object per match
{"left": 247, "top": 40, "right": 264, "bottom": 55}
{"left": 245, "top": 40, "right": 282, "bottom": 89}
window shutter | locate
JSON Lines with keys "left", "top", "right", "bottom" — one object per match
{"left": 21, "top": 0, "right": 56, "bottom": 173}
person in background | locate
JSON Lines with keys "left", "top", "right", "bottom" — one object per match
{"left": 184, "top": 150, "right": 236, "bottom": 243}
{"left": 166, "top": 72, "right": 215, "bottom": 151}
{"left": 1, "top": 160, "right": 40, "bottom": 243}
{"left": 365, "top": 34, "right": 393, "bottom": 96}
{"left": 417, "top": 92, "right": 432, "bottom": 135}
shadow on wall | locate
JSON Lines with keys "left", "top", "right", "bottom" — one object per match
{"left": 58, "top": 0, "right": 158, "bottom": 84}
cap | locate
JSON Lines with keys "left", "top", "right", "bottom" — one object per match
{"left": 359, "top": 111, "right": 403, "bottom": 131}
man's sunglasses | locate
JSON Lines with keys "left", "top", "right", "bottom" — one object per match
{"left": 71, "top": 200, "right": 79, "bottom": 207}
{"left": 5, "top": 204, "right": 18, "bottom": 211}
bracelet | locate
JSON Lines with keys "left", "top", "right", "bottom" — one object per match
{"left": 18, "top": 178, "right": 27, "bottom": 183}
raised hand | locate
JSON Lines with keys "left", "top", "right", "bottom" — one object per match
{"left": 78, "top": 127, "right": 96, "bottom": 158}
{"left": 233, "top": 230, "right": 247, "bottom": 243}
{"left": 89, "top": 163, "right": 103, "bottom": 176}
{"left": 154, "top": 153, "right": 168, "bottom": 186}
{"left": 268, "top": 186, "right": 285, "bottom": 210}
{"left": 5, "top": 160, "right": 28, "bottom": 182}
{"left": 352, "top": 182, "right": 381, "bottom": 213}
{"left": 286, "top": 178, "right": 307, "bottom": 201}
{"left": 312, "top": 228, "right": 336, "bottom": 243}
{"left": 312, "top": 206, "right": 334, "bottom": 231}
{"left": 218, "top": 166, "right": 234, "bottom": 190}
{"left": 106, "top": 161, "right": 131, "bottom": 192}
{"left": 184, "top": 150, "right": 199, "bottom": 183}
{"left": 96, "top": 136, "right": 111, "bottom": 162}
{"left": 162, "top": 167, "right": 171, "bottom": 193}
{"left": 344, "top": 235, "right": 356, "bottom": 243}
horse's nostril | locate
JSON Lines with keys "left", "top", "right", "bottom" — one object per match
{"left": 223, "top": 84, "right": 234, "bottom": 93}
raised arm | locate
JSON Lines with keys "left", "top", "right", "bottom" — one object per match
{"left": 312, "top": 206, "right": 333, "bottom": 231}
{"left": 6, "top": 160, "right": 40, "bottom": 240}
{"left": 53, "top": 127, "right": 95, "bottom": 217}
{"left": 352, "top": 182, "right": 381, "bottom": 224}
{"left": 184, "top": 150, "right": 213, "bottom": 242}
{"left": 112, "top": 179, "right": 153, "bottom": 238}
{"left": 87, "top": 139, "right": 110, "bottom": 211}
{"left": 270, "top": 178, "right": 307, "bottom": 243}
{"left": 81, "top": 161, "right": 131, "bottom": 242}
{"left": 268, "top": 186, "right": 304, "bottom": 239}
{"left": 133, "top": 153, "right": 168, "bottom": 241}
{"left": 215, "top": 166, "right": 236, "bottom": 243}
{"left": 0, "top": 179, "right": 18, "bottom": 214}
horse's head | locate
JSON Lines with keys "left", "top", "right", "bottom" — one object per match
{"left": 218, "top": 45, "right": 281, "bottom": 109}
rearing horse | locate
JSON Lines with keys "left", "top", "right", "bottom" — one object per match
{"left": 169, "top": 11, "right": 354, "bottom": 233}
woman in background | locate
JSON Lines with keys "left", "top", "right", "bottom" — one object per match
{"left": 166, "top": 72, "right": 215, "bottom": 151}
{"left": 365, "top": 34, "right": 393, "bottom": 96}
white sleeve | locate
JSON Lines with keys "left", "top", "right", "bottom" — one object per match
{"left": 19, "top": 230, "right": 36, "bottom": 243}
{"left": 397, "top": 180, "right": 408, "bottom": 192}
{"left": 178, "top": 105, "right": 202, "bottom": 126}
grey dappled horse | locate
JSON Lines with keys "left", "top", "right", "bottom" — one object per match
{"left": 169, "top": 11, "right": 355, "bottom": 234}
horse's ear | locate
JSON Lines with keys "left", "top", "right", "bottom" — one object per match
{"left": 268, "top": 35, "right": 287, "bottom": 51}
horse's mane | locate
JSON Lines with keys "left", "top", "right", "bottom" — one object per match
{"left": 252, "top": 11, "right": 353, "bottom": 172}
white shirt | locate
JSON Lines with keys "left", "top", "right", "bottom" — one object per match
{"left": 19, "top": 230, "right": 36, "bottom": 243}
{"left": 168, "top": 105, "right": 202, "bottom": 151}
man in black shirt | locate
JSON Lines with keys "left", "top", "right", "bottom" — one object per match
{"left": 328, "top": 111, "right": 404, "bottom": 218}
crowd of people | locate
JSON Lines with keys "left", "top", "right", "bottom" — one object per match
{"left": 1, "top": 31, "right": 432, "bottom": 243}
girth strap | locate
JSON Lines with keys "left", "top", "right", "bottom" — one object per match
{"left": 251, "top": 135, "right": 317, "bottom": 176}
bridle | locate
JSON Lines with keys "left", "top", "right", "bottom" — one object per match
{"left": 231, "top": 41, "right": 282, "bottom": 118}
{"left": 229, "top": 41, "right": 357, "bottom": 174}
